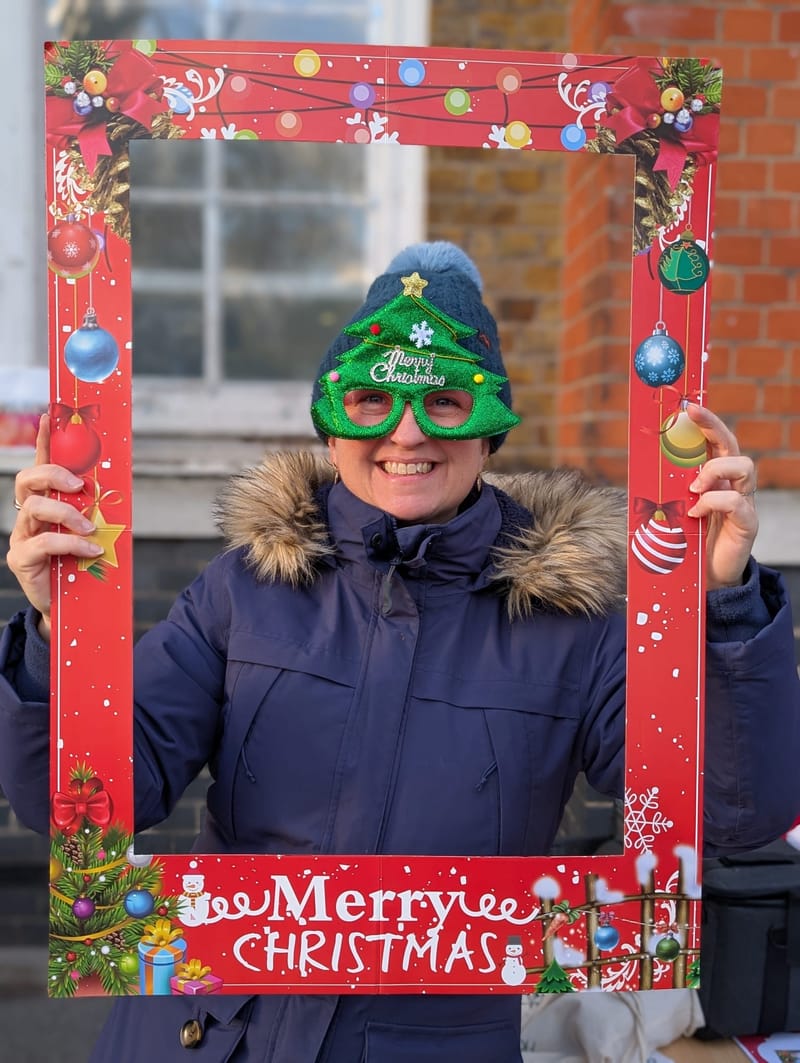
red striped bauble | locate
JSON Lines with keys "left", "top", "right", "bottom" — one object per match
{"left": 631, "top": 509, "right": 688, "bottom": 575}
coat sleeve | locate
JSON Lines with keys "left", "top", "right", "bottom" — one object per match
{"left": 702, "top": 563, "right": 800, "bottom": 854}
{"left": 130, "top": 555, "right": 233, "bottom": 830}
{"left": 0, "top": 554, "right": 235, "bottom": 835}
{"left": 0, "top": 611, "right": 51, "bottom": 833}
{"left": 573, "top": 563, "right": 799, "bottom": 856}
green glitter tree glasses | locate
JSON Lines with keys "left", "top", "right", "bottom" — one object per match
{"left": 311, "top": 271, "right": 520, "bottom": 441}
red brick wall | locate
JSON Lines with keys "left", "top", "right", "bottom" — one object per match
{"left": 429, "top": 3, "right": 571, "bottom": 472}
{"left": 569, "top": 0, "right": 800, "bottom": 487}
{"left": 431, "top": 1, "right": 800, "bottom": 486}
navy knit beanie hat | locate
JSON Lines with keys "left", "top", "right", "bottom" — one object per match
{"left": 311, "top": 241, "right": 516, "bottom": 453}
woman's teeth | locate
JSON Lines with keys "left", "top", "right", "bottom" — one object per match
{"left": 382, "top": 461, "right": 433, "bottom": 476}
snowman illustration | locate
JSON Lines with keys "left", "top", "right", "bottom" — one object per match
{"left": 177, "top": 872, "right": 211, "bottom": 927}
{"left": 500, "top": 935, "right": 527, "bottom": 986}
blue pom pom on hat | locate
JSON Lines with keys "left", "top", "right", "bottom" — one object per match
{"left": 385, "top": 241, "right": 484, "bottom": 289}
{"left": 311, "top": 241, "right": 515, "bottom": 452}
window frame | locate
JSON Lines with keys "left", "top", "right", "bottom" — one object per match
{"left": 46, "top": 0, "right": 429, "bottom": 440}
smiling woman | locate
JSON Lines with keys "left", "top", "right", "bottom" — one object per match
{"left": 317, "top": 243, "right": 513, "bottom": 525}
{"left": 2, "top": 28, "right": 799, "bottom": 1063}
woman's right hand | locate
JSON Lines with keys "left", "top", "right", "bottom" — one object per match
{"left": 7, "top": 414, "right": 103, "bottom": 641}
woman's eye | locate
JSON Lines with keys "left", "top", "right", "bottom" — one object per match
{"left": 343, "top": 389, "right": 393, "bottom": 424}
{"left": 423, "top": 390, "right": 474, "bottom": 425}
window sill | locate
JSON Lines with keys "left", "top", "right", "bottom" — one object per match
{"left": 0, "top": 436, "right": 324, "bottom": 538}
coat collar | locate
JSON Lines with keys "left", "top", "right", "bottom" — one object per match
{"left": 215, "top": 451, "right": 626, "bottom": 617}
{"left": 324, "top": 478, "right": 503, "bottom": 586}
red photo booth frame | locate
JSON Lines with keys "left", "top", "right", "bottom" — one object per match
{"left": 44, "top": 40, "right": 720, "bottom": 998}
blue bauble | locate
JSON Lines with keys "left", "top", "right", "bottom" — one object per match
{"left": 594, "top": 924, "right": 620, "bottom": 951}
{"left": 65, "top": 308, "right": 120, "bottom": 382}
{"left": 123, "top": 889, "right": 155, "bottom": 918}
{"left": 170, "top": 84, "right": 193, "bottom": 115}
{"left": 398, "top": 59, "right": 425, "bottom": 87}
{"left": 73, "top": 95, "right": 93, "bottom": 117}
{"left": 634, "top": 324, "right": 685, "bottom": 387}
{"left": 560, "top": 123, "right": 586, "bottom": 151}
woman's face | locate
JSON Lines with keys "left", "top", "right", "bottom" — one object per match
{"left": 327, "top": 402, "right": 490, "bottom": 525}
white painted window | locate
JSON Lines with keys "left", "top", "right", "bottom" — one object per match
{"left": 45, "top": 0, "right": 429, "bottom": 439}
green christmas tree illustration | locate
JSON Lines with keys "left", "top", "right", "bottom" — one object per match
{"left": 48, "top": 762, "right": 180, "bottom": 997}
{"left": 535, "top": 958, "right": 576, "bottom": 994}
{"left": 311, "top": 270, "right": 519, "bottom": 439}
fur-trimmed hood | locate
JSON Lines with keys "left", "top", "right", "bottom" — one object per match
{"left": 215, "top": 451, "right": 627, "bottom": 617}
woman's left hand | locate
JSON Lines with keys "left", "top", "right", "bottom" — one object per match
{"left": 684, "top": 403, "right": 758, "bottom": 591}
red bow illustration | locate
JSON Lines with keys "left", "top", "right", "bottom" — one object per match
{"left": 50, "top": 402, "right": 101, "bottom": 430}
{"left": 634, "top": 497, "right": 686, "bottom": 525}
{"left": 51, "top": 778, "right": 113, "bottom": 836}
{"left": 46, "top": 42, "right": 167, "bottom": 174}
{"left": 602, "top": 61, "right": 719, "bottom": 189}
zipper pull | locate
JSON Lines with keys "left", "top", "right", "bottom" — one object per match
{"left": 475, "top": 761, "right": 498, "bottom": 792}
{"left": 381, "top": 561, "right": 399, "bottom": 616}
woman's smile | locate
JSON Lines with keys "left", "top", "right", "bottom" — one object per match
{"left": 328, "top": 403, "right": 488, "bottom": 525}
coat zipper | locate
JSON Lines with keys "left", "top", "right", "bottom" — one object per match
{"left": 380, "top": 557, "right": 401, "bottom": 616}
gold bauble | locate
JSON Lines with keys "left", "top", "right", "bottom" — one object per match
{"left": 660, "top": 410, "right": 707, "bottom": 467}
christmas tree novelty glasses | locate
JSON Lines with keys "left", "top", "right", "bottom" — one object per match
{"left": 312, "top": 273, "right": 521, "bottom": 441}
{"left": 342, "top": 387, "right": 474, "bottom": 437}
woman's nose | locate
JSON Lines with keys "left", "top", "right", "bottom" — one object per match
{"left": 389, "top": 402, "right": 428, "bottom": 446}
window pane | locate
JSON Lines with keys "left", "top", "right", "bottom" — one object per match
{"left": 223, "top": 295, "right": 357, "bottom": 380}
{"left": 130, "top": 137, "right": 369, "bottom": 383}
{"left": 218, "top": 12, "right": 365, "bottom": 41}
{"left": 223, "top": 141, "right": 364, "bottom": 193}
{"left": 133, "top": 139, "right": 206, "bottom": 190}
{"left": 49, "top": 1, "right": 205, "bottom": 39}
{"left": 49, "top": 1, "right": 370, "bottom": 43}
{"left": 223, "top": 204, "right": 363, "bottom": 272}
{"left": 132, "top": 293, "right": 204, "bottom": 376}
{"left": 132, "top": 205, "right": 203, "bottom": 270}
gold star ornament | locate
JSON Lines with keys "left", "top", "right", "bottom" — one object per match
{"left": 400, "top": 271, "right": 428, "bottom": 298}
{"left": 77, "top": 505, "right": 126, "bottom": 571}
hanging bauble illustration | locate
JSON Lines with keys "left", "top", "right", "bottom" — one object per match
{"left": 633, "top": 323, "right": 686, "bottom": 387}
{"left": 631, "top": 504, "right": 688, "bottom": 576}
{"left": 657, "top": 230, "right": 710, "bottom": 294}
{"left": 65, "top": 308, "right": 120, "bottom": 382}
{"left": 660, "top": 409, "right": 708, "bottom": 468}
{"left": 594, "top": 917, "right": 620, "bottom": 952}
{"left": 655, "top": 933, "right": 681, "bottom": 962}
{"left": 51, "top": 404, "right": 102, "bottom": 475}
{"left": 47, "top": 215, "right": 102, "bottom": 279}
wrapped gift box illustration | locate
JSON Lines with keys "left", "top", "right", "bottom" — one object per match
{"left": 170, "top": 959, "right": 224, "bottom": 996}
{"left": 138, "top": 919, "right": 187, "bottom": 996}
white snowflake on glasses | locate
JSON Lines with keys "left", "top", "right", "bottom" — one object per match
{"left": 409, "top": 321, "right": 433, "bottom": 348}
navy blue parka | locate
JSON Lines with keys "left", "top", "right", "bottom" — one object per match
{"left": 1, "top": 452, "right": 798, "bottom": 1063}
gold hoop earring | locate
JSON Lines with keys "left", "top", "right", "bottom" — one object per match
{"left": 327, "top": 459, "right": 339, "bottom": 484}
